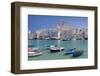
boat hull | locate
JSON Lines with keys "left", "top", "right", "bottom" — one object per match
{"left": 28, "top": 52, "right": 42, "bottom": 57}
{"left": 65, "top": 50, "right": 83, "bottom": 57}
{"left": 50, "top": 49, "right": 61, "bottom": 53}
{"left": 72, "top": 51, "right": 83, "bottom": 57}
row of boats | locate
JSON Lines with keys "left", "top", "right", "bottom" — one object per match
{"left": 28, "top": 45, "right": 84, "bottom": 58}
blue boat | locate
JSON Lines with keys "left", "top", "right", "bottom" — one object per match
{"left": 65, "top": 48, "right": 83, "bottom": 57}
{"left": 72, "top": 50, "right": 83, "bottom": 57}
{"left": 65, "top": 48, "right": 76, "bottom": 55}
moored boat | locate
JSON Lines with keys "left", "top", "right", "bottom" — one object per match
{"left": 50, "top": 47, "right": 61, "bottom": 53}
{"left": 47, "top": 45, "right": 64, "bottom": 50}
{"left": 71, "top": 50, "right": 83, "bottom": 57}
{"left": 49, "top": 45, "right": 64, "bottom": 53}
{"left": 28, "top": 48, "right": 43, "bottom": 57}
{"left": 65, "top": 48, "right": 83, "bottom": 57}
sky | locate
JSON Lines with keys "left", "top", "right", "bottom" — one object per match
{"left": 28, "top": 15, "right": 88, "bottom": 32}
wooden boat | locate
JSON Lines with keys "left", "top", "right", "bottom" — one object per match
{"left": 65, "top": 48, "right": 83, "bottom": 57}
{"left": 28, "top": 48, "right": 43, "bottom": 57}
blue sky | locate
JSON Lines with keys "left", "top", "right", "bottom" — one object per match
{"left": 28, "top": 15, "right": 88, "bottom": 32}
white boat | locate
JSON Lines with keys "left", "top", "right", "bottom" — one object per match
{"left": 28, "top": 52, "right": 43, "bottom": 57}
{"left": 48, "top": 45, "right": 64, "bottom": 53}
{"left": 47, "top": 45, "right": 64, "bottom": 49}
{"left": 28, "top": 48, "right": 43, "bottom": 57}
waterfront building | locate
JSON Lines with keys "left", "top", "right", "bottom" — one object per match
{"left": 29, "top": 21, "right": 88, "bottom": 40}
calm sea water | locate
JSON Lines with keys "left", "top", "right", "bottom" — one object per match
{"left": 28, "top": 40, "right": 88, "bottom": 60}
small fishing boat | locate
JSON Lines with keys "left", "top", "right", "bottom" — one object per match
{"left": 28, "top": 48, "right": 43, "bottom": 57}
{"left": 65, "top": 48, "right": 83, "bottom": 57}
{"left": 50, "top": 47, "right": 61, "bottom": 52}
{"left": 71, "top": 50, "right": 83, "bottom": 57}
{"left": 48, "top": 45, "right": 64, "bottom": 53}
{"left": 47, "top": 45, "right": 64, "bottom": 50}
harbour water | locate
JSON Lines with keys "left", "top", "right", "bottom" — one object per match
{"left": 28, "top": 40, "right": 88, "bottom": 60}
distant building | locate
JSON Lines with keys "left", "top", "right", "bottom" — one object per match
{"left": 28, "top": 30, "right": 33, "bottom": 39}
{"left": 28, "top": 21, "right": 88, "bottom": 40}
